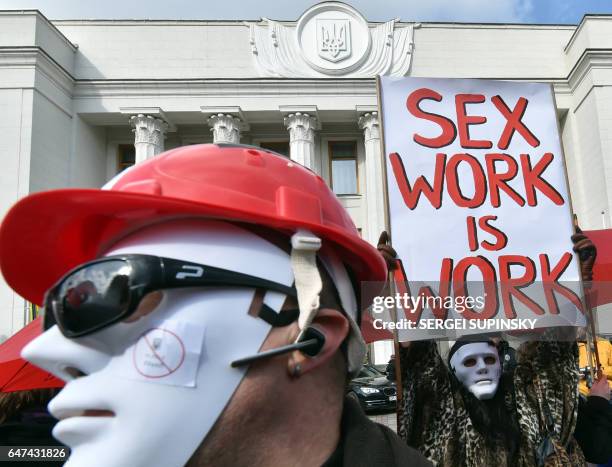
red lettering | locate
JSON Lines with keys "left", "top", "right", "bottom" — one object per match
{"left": 389, "top": 152, "right": 446, "bottom": 210}
{"left": 485, "top": 153, "right": 526, "bottom": 207}
{"left": 455, "top": 94, "right": 493, "bottom": 149}
{"left": 520, "top": 153, "right": 565, "bottom": 206}
{"left": 491, "top": 95, "right": 540, "bottom": 149}
{"left": 478, "top": 215, "right": 508, "bottom": 251}
{"left": 407, "top": 88, "right": 457, "bottom": 148}
{"left": 540, "top": 253, "right": 584, "bottom": 314}
{"left": 499, "top": 255, "right": 545, "bottom": 318}
{"left": 453, "top": 256, "right": 498, "bottom": 320}
{"left": 390, "top": 150, "right": 563, "bottom": 210}
{"left": 395, "top": 259, "right": 452, "bottom": 323}
{"left": 445, "top": 154, "right": 487, "bottom": 208}
{"left": 466, "top": 216, "right": 478, "bottom": 252}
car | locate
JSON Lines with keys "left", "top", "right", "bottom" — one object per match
{"left": 346, "top": 364, "right": 397, "bottom": 412}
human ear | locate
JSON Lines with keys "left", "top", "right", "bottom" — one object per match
{"left": 287, "top": 308, "right": 349, "bottom": 377}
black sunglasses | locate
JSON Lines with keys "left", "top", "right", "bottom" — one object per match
{"left": 44, "top": 254, "right": 298, "bottom": 338}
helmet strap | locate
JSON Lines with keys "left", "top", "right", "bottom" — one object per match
{"left": 291, "top": 229, "right": 322, "bottom": 343}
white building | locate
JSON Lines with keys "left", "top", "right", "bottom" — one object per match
{"left": 1, "top": 2, "right": 611, "bottom": 360}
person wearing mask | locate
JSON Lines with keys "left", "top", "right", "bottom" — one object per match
{"left": 0, "top": 144, "right": 431, "bottom": 467}
{"left": 377, "top": 229, "right": 597, "bottom": 466}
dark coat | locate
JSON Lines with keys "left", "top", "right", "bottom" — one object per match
{"left": 322, "top": 396, "right": 432, "bottom": 467}
{"left": 574, "top": 395, "right": 612, "bottom": 463}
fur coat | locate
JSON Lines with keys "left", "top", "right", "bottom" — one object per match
{"left": 397, "top": 341, "right": 586, "bottom": 467}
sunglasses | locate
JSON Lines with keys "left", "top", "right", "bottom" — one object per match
{"left": 44, "top": 254, "right": 298, "bottom": 338}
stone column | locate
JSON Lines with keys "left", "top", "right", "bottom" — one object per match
{"left": 284, "top": 112, "right": 317, "bottom": 169}
{"left": 130, "top": 114, "right": 168, "bottom": 164}
{"left": 358, "top": 112, "right": 386, "bottom": 244}
{"left": 208, "top": 113, "right": 241, "bottom": 144}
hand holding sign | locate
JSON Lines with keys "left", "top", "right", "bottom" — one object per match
{"left": 377, "top": 231, "right": 398, "bottom": 272}
{"left": 572, "top": 227, "right": 597, "bottom": 283}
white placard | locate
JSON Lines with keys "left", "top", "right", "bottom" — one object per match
{"left": 378, "top": 77, "right": 584, "bottom": 340}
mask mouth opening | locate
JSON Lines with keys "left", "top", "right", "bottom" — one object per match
{"left": 474, "top": 378, "right": 494, "bottom": 385}
{"left": 63, "top": 366, "right": 87, "bottom": 380}
{"left": 54, "top": 407, "right": 116, "bottom": 421}
{"left": 83, "top": 409, "right": 115, "bottom": 417}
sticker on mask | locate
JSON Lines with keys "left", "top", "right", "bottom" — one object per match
{"left": 121, "top": 320, "right": 205, "bottom": 387}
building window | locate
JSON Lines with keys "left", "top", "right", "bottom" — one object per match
{"left": 330, "top": 141, "right": 358, "bottom": 195}
{"left": 259, "top": 141, "right": 290, "bottom": 157}
{"left": 117, "top": 144, "right": 135, "bottom": 173}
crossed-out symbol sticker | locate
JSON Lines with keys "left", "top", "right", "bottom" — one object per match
{"left": 132, "top": 327, "right": 186, "bottom": 378}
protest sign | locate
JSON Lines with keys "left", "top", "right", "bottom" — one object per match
{"left": 376, "top": 77, "right": 585, "bottom": 340}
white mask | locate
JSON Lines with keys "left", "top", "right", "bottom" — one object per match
{"left": 22, "top": 220, "right": 293, "bottom": 467}
{"left": 449, "top": 342, "right": 501, "bottom": 400}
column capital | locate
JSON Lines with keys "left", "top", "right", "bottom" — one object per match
{"left": 207, "top": 113, "right": 241, "bottom": 144}
{"left": 130, "top": 114, "right": 168, "bottom": 147}
{"left": 121, "top": 107, "right": 175, "bottom": 131}
{"left": 129, "top": 114, "right": 168, "bottom": 164}
{"left": 358, "top": 111, "right": 380, "bottom": 143}
{"left": 284, "top": 112, "right": 317, "bottom": 143}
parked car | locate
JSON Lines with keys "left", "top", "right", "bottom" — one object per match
{"left": 346, "top": 364, "right": 397, "bottom": 412}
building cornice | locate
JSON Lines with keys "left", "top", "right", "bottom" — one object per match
{"left": 53, "top": 19, "right": 259, "bottom": 26}
{"left": 48, "top": 17, "right": 583, "bottom": 29}
{"left": 73, "top": 78, "right": 379, "bottom": 98}
{"left": 564, "top": 15, "right": 612, "bottom": 52}
{"left": 0, "top": 10, "right": 77, "bottom": 51}
{"left": 417, "top": 22, "right": 575, "bottom": 31}
{"left": 0, "top": 47, "right": 75, "bottom": 95}
{"left": 73, "top": 76, "right": 574, "bottom": 98}
{"left": 552, "top": 81, "right": 572, "bottom": 96}
{"left": 566, "top": 48, "right": 612, "bottom": 90}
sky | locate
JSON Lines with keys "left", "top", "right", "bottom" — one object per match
{"left": 0, "top": 0, "right": 611, "bottom": 24}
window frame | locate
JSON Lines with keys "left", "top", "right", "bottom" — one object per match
{"left": 328, "top": 140, "right": 360, "bottom": 196}
{"left": 116, "top": 143, "right": 136, "bottom": 173}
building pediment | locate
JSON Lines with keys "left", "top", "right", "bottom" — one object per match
{"left": 246, "top": 1, "right": 415, "bottom": 78}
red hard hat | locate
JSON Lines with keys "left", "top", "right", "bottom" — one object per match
{"left": 0, "top": 144, "right": 386, "bottom": 306}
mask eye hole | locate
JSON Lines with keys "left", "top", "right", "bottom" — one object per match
{"left": 463, "top": 358, "right": 476, "bottom": 367}
{"left": 484, "top": 356, "right": 497, "bottom": 365}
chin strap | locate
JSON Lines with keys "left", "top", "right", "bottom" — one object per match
{"left": 290, "top": 230, "right": 322, "bottom": 343}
